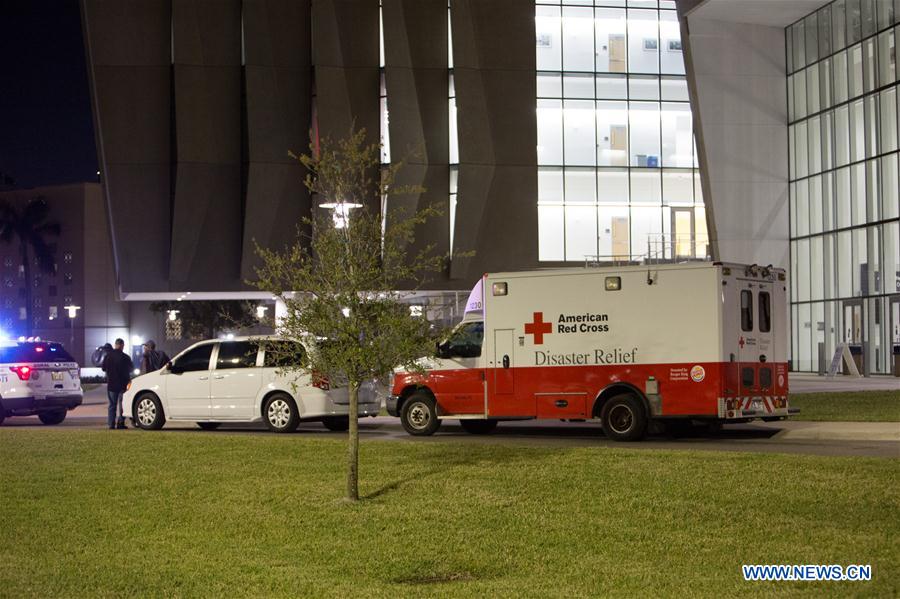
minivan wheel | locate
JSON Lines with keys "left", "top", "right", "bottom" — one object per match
{"left": 134, "top": 393, "right": 166, "bottom": 430}
{"left": 401, "top": 392, "right": 441, "bottom": 436}
{"left": 322, "top": 416, "right": 350, "bottom": 432}
{"left": 459, "top": 419, "right": 498, "bottom": 434}
{"left": 263, "top": 393, "right": 299, "bottom": 433}
{"left": 601, "top": 394, "right": 647, "bottom": 442}
{"left": 38, "top": 409, "right": 67, "bottom": 425}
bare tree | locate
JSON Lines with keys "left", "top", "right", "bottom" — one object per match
{"left": 253, "top": 128, "right": 450, "bottom": 501}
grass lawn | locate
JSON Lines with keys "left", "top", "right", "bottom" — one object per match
{"left": 789, "top": 391, "right": 900, "bottom": 422}
{"left": 1, "top": 431, "right": 897, "bottom": 598}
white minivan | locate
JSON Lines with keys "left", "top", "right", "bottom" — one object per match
{"left": 125, "top": 337, "right": 379, "bottom": 432}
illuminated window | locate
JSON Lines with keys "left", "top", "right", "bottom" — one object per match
{"left": 536, "top": 1, "right": 704, "bottom": 262}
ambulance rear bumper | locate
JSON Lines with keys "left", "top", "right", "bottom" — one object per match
{"left": 718, "top": 396, "right": 795, "bottom": 420}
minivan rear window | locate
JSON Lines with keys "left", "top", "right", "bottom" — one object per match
{"left": 0, "top": 343, "right": 75, "bottom": 363}
{"left": 263, "top": 341, "right": 307, "bottom": 368}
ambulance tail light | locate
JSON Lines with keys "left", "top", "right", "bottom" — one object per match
{"left": 10, "top": 365, "right": 32, "bottom": 381}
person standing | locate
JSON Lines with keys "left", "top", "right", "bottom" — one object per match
{"left": 140, "top": 340, "right": 169, "bottom": 374}
{"left": 101, "top": 338, "right": 133, "bottom": 429}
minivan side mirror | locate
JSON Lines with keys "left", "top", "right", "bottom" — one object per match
{"left": 436, "top": 341, "right": 450, "bottom": 359}
{"left": 168, "top": 363, "right": 183, "bottom": 375}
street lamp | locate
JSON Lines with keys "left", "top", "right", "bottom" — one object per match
{"left": 319, "top": 201, "right": 362, "bottom": 229}
{"left": 64, "top": 305, "right": 80, "bottom": 360}
{"left": 167, "top": 309, "right": 179, "bottom": 321}
{"left": 256, "top": 305, "right": 268, "bottom": 320}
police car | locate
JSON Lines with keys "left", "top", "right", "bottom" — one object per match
{"left": 0, "top": 338, "right": 83, "bottom": 425}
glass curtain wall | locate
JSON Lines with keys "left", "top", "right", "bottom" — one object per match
{"left": 787, "top": 0, "right": 900, "bottom": 375}
{"left": 536, "top": 0, "right": 706, "bottom": 263}
{"left": 380, "top": 3, "right": 460, "bottom": 253}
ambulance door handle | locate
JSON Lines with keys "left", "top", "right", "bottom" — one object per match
{"left": 555, "top": 400, "right": 568, "bottom": 408}
{"left": 502, "top": 355, "right": 510, "bottom": 369}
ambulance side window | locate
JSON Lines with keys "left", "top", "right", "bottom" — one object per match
{"left": 759, "top": 292, "right": 771, "bottom": 333}
{"left": 740, "top": 290, "right": 753, "bottom": 332}
{"left": 441, "top": 321, "right": 484, "bottom": 358}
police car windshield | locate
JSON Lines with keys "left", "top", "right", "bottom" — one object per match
{"left": 0, "top": 343, "right": 75, "bottom": 363}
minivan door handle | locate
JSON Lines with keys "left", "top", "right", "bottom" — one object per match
{"left": 198, "top": 376, "right": 209, "bottom": 381}
{"left": 502, "top": 355, "right": 510, "bottom": 369}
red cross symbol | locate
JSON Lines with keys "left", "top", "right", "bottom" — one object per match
{"left": 739, "top": 336, "right": 745, "bottom": 348}
{"left": 525, "top": 312, "right": 553, "bottom": 345}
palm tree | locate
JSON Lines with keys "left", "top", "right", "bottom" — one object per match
{"left": 0, "top": 198, "right": 61, "bottom": 336}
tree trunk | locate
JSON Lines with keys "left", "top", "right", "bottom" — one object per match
{"left": 347, "top": 379, "right": 360, "bottom": 501}
{"left": 21, "top": 242, "right": 32, "bottom": 337}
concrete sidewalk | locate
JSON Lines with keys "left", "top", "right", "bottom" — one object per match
{"left": 81, "top": 386, "right": 108, "bottom": 405}
{"left": 764, "top": 420, "right": 900, "bottom": 443}
{"left": 789, "top": 373, "right": 900, "bottom": 394}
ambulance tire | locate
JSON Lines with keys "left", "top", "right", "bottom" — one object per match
{"left": 401, "top": 393, "right": 441, "bottom": 436}
{"left": 601, "top": 394, "right": 647, "bottom": 442}
{"left": 459, "top": 419, "right": 498, "bottom": 435}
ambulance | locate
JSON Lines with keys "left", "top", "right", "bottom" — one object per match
{"left": 386, "top": 262, "right": 797, "bottom": 441}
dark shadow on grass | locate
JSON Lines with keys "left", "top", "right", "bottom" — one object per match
{"left": 360, "top": 450, "right": 492, "bottom": 500}
{"left": 392, "top": 571, "right": 479, "bottom": 585}
{"left": 361, "top": 469, "right": 441, "bottom": 500}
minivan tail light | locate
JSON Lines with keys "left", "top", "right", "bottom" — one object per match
{"left": 10, "top": 366, "right": 32, "bottom": 381}
{"left": 312, "top": 370, "right": 330, "bottom": 391}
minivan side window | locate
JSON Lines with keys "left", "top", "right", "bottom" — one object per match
{"left": 263, "top": 341, "right": 307, "bottom": 368}
{"left": 740, "top": 290, "right": 753, "bottom": 332}
{"left": 172, "top": 344, "right": 213, "bottom": 372}
{"left": 441, "top": 321, "right": 484, "bottom": 358}
{"left": 216, "top": 342, "right": 258, "bottom": 369}
{"left": 759, "top": 291, "right": 771, "bottom": 333}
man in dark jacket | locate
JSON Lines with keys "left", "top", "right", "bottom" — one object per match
{"left": 140, "top": 340, "right": 169, "bottom": 374}
{"left": 101, "top": 338, "right": 133, "bottom": 429}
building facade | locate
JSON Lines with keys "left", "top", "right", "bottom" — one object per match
{"left": 0, "top": 183, "right": 127, "bottom": 365}
{"left": 787, "top": 0, "right": 900, "bottom": 374}
{"left": 80, "top": 0, "right": 899, "bottom": 374}
{"left": 536, "top": 1, "right": 706, "bottom": 264}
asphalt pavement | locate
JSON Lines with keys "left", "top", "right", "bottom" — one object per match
{"left": 4, "top": 399, "right": 898, "bottom": 459}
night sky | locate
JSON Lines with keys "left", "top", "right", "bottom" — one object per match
{"left": 1, "top": 0, "right": 98, "bottom": 190}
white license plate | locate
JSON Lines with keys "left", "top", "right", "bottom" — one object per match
{"left": 51, "top": 371, "right": 64, "bottom": 381}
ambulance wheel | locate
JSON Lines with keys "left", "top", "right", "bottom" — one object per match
{"left": 459, "top": 419, "right": 498, "bottom": 435}
{"left": 601, "top": 394, "right": 647, "bottom": 441}
{"left": 401, "top": 393, "right": 441, "bottom": 436}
